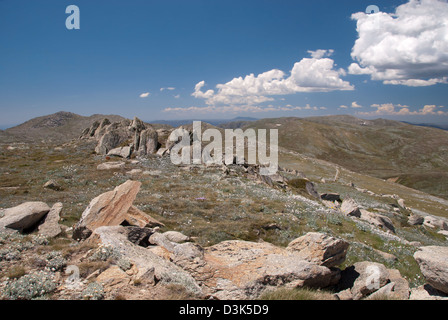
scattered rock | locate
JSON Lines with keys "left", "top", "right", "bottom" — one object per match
{"left": 286, "top": 232, "right": 349, "bottom": 268}
{"left": 321, "top": 200, "right": 340, "bottom": 210}
{"left": 156, "top": 148, "right": 168, "bottom": 156}
{"left": 0, "top": 202, "right": 51, "bottom": 232}
{"left": 408, "top": 215, "right": 424, "bottom": 226}
{"left": 126, "top": 169, "right": 143, "bottom": 176}
{"left": 96, "top": 266, "right": 131, "bottom": 290}
{"left": 387, "top": 268, "right": 410, "bottom": 300}
{"left": 320, "top": 193, "right": 341, "bottom": 202}
{"left": 359, "top": 209, "right": 395, "bottom": 233}
{"left": 136, "top": 128, "right": 158, "bottom": 156}
{"left": 338, "top": 261, "right": 390, "bottom": 300}
{"left": 397, "top": 199, "right": 406, "bottom": 209}
{"left": 107, "top": 146, "right": 132, "bottom": 159}
{"left": 163, "top": 231, "right": 190, "bottom": 243}
{"left": 38, "top": 202, "right": 63, "bottom": 238}
{"left": 340, "top": 198, "right": 361, "bottom": 217}
{"left": 97, "top": 161, "right": 126, "bottom": 171}
{"left": 373, "top": 249, "right": 397, "bottom": 262}
{"left": 423, "top": 216, "right": 448, "bottom": 230}
{"left": 73, "top": 180, "right": 162, "bottom": 240}
{"left": 409, "top": 284, "right": 448, "bottom": 300}
{"left": 90, "top": 226, "right": 202, "bottom": 294}
{"left": 438, "top": 230, "right": 448, "bottom": 239}
{"left": 43, "top": 180, "right": 63, "bottom": 191}
{"left": 414, "top": 246, "right": 448, "bottom": 294}
{"left": 305, "top": 181, "right": 319, "bottom": 199}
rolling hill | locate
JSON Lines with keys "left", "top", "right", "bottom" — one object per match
{"left": 232, "top": 115, "right": 448, "bottom": 199}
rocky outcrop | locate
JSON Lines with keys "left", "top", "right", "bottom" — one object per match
{"left": 146, "top": 231, "right": 345, "bottom": 299}
{"left": 0, "top": 202, "right": 51, "bottom": 232}
{"left": 286, "top": 232, "right": 349, "bottom": 268}
{"left": 320, "top": 193, "right": 341, "bottom": 202}
{"left": 81, "top": 117, "right": 160, "bottom": 158}
{"left": 72, "top": 180, "right": 164, "bottom": 240}
{"left": 414, "top": 246, "right": 448, "bottom": 294}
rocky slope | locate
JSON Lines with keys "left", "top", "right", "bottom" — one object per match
{"left": 0, "top": 114, "right": 448, "bottom": 300}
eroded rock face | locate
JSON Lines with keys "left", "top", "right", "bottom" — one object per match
{"left": 414, "top": 246, "right": 448, "bottom": 294}
{"left": 72, "top": 180, "right": 163, "bottom": 240}
{"left": 286, "top": 232, "right": 349, "bottom": 268}
{"left": 0, "top": 202, "right": 51, "bottom": 232}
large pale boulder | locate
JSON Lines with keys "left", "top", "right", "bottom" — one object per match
{"left": 410, "top": 284, "right": 448, "bottom": 300}
{"left": 414, "top": 246, "right": 448, "bottom": 294}
{"left": 72, "top": 180, "right": 163, "bottom": 240}
{"left": 95, "top": 121, "right": 132, "bottom": 155}
{"left": 286, "top": 232, "right": 349, "bottom": 268}
{"left": 338, "top": 261, "right": 390, "bottom": 300}
{"left": 340, "top": 198, "right": 361, "bottom": 217}
{"left": 423, "top": 216, "right": 448, "bottom": 230}
{"left": 107, "top": 146, "right": 132, "bottom": 159}
{"left": 97, "top": 161, "right": 126, "bottom": 171}
{"left": 359, "top": 209, "right": 395, "bottom": 233}
{"left": 0, "top": 202, "right": 50, "bottom": 232}
{"left": 137, "top": 128, "right": 158, "bottom": 156}
{"left": 408, "top": 215, "right": 424, "bottom": 226}
{"left": 38, "top": 202, "right": 63, "bottom": 238}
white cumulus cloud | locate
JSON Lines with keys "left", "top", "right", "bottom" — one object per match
{"left": 192, "top": 50, "right": 353, "bottom": 106}
{"left": 349, "top": 0, "right": 448, "bottom": 86}
{"left": 139, "top": 92, "right": 150, "bottom": 98}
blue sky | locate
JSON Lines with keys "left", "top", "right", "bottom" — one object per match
{"left": 1, "top": 0, "right": 447, "bottom": 127}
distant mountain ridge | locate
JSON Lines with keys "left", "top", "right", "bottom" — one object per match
{"left": 149, "top": 117, "right": 258, "bottom": 128}
{"left": 2, "top": 111, "right": 127, "bottom": 143}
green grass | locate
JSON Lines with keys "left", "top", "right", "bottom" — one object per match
{"left": 259, "top": 287, "right": 335, "bottom": 300}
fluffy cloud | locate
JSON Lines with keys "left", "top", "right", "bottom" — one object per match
{"left": 139, "top": 92, "right": 150, "bottom": 98}
{"left": 192, "top": 50, "right": 353, "bottom": 106}
{"left": 358, "top": 103, "right": 447, "bottom": 116}
{"left": 350, "top": 0, "right": 448, "bottom": 86}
